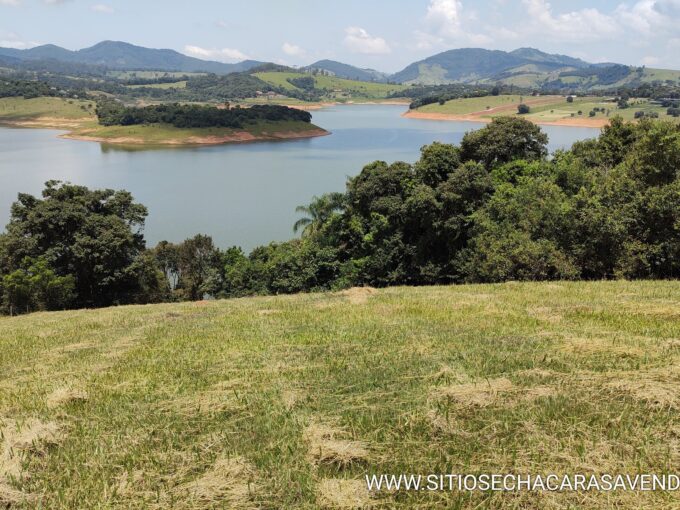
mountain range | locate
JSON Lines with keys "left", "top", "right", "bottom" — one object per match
{"left": 1, "top": 41, "right": 678, "bottom": 90}
{"left": 0, "top": 41, "right": 264, "bottom": 74}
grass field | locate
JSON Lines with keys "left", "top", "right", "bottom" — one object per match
{"left": 68, "top": 120, "right": 324, "bottom": 145}
{"left": 0, "top": 97, "right": 96, "bottom": 122}
{"left": 254, "top": 72, "right": 408, "bottom": 99}
{"left": 107, "top": 71, "right": 205, "bottom": 80}
{"left": 416, "top": 95, "right": 680, "bottom": 124}
{"left": 1, "top": 281, "right": 678, "bottom": 509}
{"left": 126, "top": 81, "right": 188, "bottom": 90}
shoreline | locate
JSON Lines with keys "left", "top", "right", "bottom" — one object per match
{"left": 0, "top": 118, "right": 330, "bottom": 146}
{"left": 59, "top": 127, "right": 330, "bottom": 146}
{"left": 402, "top": 110, "right": 610, "bottom": 128}
{"left": 288, "top": 99, "right": 411, "bottom": 111}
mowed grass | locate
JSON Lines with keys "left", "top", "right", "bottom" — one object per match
{"left": 417, "top": 95, "right": 529, "bottom": 115}
{"left": 0, "top": 97, "right": 96, "bottom": 122}
{"left": 254, "top": 72, "right": 408, "bottom": 99}
{"left": 1, "top": 281, "right": 679, "bottom": 509}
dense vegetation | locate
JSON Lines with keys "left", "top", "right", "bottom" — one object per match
{"left": 1, "top": 116, "right": 680, "bottom": 314}
{"left": 95, "top": 101, "right": 311, "bottom": 128}
{"left": 0, "top": 79, "right": 63, "bottom": 99}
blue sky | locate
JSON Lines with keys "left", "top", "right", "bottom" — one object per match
{"left": 1, "top": 0, "right": 680, "bottom": 72}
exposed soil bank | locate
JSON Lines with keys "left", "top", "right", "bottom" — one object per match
{"left": 59, "top": 127, "right": 330, "bottom": 146}
{"left": 402, "top": 110, "right": 610, "bottom": 128}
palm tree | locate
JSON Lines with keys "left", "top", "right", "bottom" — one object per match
{"left": 293, "top": 192, "right": 345, "bottom": 237}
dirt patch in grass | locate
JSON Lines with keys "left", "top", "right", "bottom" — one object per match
{"left": 338, "top": 287, "right": 377, "bottom": 305}
{"left": 317, "top": 478, "right": 374, "bottom": 509}
{"left": 176, "top": 456, "right": 257, "bottom": 509}
{"left": 0, "top": 418, "right": 62, "bottom": 505}
{"left": 304, "top": 422, "right": 369, "bottom": 467}
{"left": 435, "top": 377, "right": 514, "bottom": 407}
{"left": 560, "top": 335, "right": 644, "bottom": 357}
{"left": 46, "top": 387, "right": 88, "bottom": 409}
{"left": 606, "top": 365, "right": 680, "bottom": 409}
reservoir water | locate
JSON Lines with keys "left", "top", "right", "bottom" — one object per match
{"left": 0, "top": 105, "right": 600, "bottom": 250}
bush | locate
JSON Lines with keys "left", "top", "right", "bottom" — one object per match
{"left": 517, "top": 104, "right": 530, "bottom": 115}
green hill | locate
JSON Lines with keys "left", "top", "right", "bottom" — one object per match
{"left": 305, "top": 59, "right": 389, "bottom": 82}
{"left": 0, "top": 41, "right": 264, "bottom": 74}
{"left": 390, "top": 47, "right": 589, "bottom": 85}
{"left": 253, "top": 71, "right": 407, "bottom": 99}
{"left": 1, "top": 281, "right": 678, "bottom": 508}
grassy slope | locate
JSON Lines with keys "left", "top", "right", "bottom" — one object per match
{"left": 1, "top": 281, "right": 678, "bottom": 509}
{"left": 254, "top": 71, "right": 408, "bottom": 99}
{"left": 0, "top": 97, "right": 325, "bottom": 144}
{"left": 67, "top": 119, "right": 324, "bottom": 144}
{"left": 0, "top": 97, "right": 96, "bottom": 122}
{"left": 417, "top": 95, "right": 680, "bottom": 123}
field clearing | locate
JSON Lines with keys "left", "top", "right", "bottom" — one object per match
{"left": 0, "top": 97, "right": 96, "bottom": 123}
{"left": 414, "top": 95, "right": 680, "bottom": 126}
{"left": 254, "top": 71, "right": 408, "bottom": 98}
{"left": 107, "top": 71, "right": 205, "bottom": 79}
{"left": 0, "top": 281, "right": 678, "bottom": 509}
{"left": 126, "top": 81, "right": 188, "bottom": 89}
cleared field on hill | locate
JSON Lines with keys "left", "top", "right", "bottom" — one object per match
{"left": 1, "top": 281, "right": 678, "bottom": 509}
{"left": 415, "top": 95, "right": 680, "bottom": 125}
{"left": 0, "top": 97, "right": 96, "bottom": 122}
{"left": 254, "top": 71, "right": 408, "bottom": 98}
{"left": 126, "top": 80, "right": 188, "bottom": 89}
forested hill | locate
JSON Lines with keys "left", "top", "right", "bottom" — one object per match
{"left": 391, "top": 47, "right": 591, "bottom": 84}
{"left": 304, "top": 60, "right": 389, "bottom": 82}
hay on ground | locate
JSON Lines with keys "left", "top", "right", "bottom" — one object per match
{"left": 304, "top": 423, "right": 369, "bottom": 466}
{"left": 47, "top": 387, "right": 88, "bottom": 409}
{"left": 178, "top": 456, "right": 257, "bottom": 508}
{"left": 317, "top": 478, "right": 374, "bottom": 509}
{"left": 436, "top": 377, "right": 514, "bottom": 407}
{"left": 338, "top": 287, "right": 377, "bottom": 305}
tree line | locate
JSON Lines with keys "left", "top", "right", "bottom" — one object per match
{"left": 95, "top": 101, "right": 312, "bottom": 128}
{"left": 1, "top": 116, "right": 679, "bottom": 315}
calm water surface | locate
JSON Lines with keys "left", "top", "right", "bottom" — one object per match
{"left": 0, "top": 105, "right": 600, "bottom": 250}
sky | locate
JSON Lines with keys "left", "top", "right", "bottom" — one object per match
{"left": 1, "top": 0, "right": 680, "bottom": 72}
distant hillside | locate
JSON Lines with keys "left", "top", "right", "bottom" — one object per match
{"left": 305, "top": 60, "right": 389, "bottom": 82}
{"left": 0, "top": 41, "right": 264, "bottom": 74}
{"left": 390, "top": 47, "right": 590, "bottom": 85}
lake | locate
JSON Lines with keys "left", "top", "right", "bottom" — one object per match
{"left": 0, "top": 105, "right": 600, "bottom": 251}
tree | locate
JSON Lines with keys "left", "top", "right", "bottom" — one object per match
{"left": 566, "top": 96, "right": 574, "bottom": 103}
{"left": 517, "top": 104, "right": 530, "bottom": 114}
{"left": 1, "top": 181, "right": 151, "bottom": 308}
{"left": 176, "top": 235, "right": 223, "bottom": 301}
{"left": 2, "top": 257, "right": 75, "bottom": 315}
{"left": 293, "top": 192, "right": 345, "bottom": 237}
{"left": 414, "top": 142, "right": 461, "bottom": 188}
{"left": 460, "top": 117, "right": 549, "bottom": 170}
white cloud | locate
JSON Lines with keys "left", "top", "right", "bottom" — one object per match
{"left": 282, "top": 42, "right": 304, "bottom": 57}
{"left": 522, "top": 0, "right": 619, "bottom": 42}
{"left": 343, "top": 27, "right": 391, "bottom": 54}
{"left": 91, "top": 3, "right": 113, "bottom": 13}
{"left": 183, "top": 45, "right": 249, "bottom": 62}
{"left": 0, "top": 0, "right": 21, "bottom": 5}
{"left": 426, "top": 0, "right": 463, "bottom": 33}
{"left": 0, "top": 30, "right": 38, "bottom": 48}
{"left": 641, "top": 55, "right": 661, "bottom": 65}
{"left": 416, "top": 0, "right": 492, "bottom": 49}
